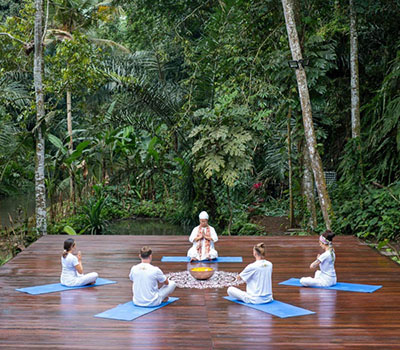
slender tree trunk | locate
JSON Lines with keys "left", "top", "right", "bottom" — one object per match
{"left": 66, "top": 90, "right": 75, "bottom": 207}
{"left": 281, "top": 0, "right": 333, "bottom": 230}
{"left": 287, "top": 107, "right": 294, "bottom": 228}
{"left": 350, "top": 0, "right": 360, "bottom": 138}
{"left": 227, "top": 186, "right": 232, "bottom": 235}
{"left": 303, "top": 146, "right": 317, "bottom": 230}
{"left": 67, "top": 90, "right": 73, "bottom": 153}
{"left": 34, "top": 0, "right": 47, "bottom": 234}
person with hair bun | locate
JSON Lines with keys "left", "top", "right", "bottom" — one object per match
{"left": 129, "top": 246, "right": 176, "bottom": 307}
{"left": 60, "top": 238, "right": 98, "bottom": 286}
{"left": 227, "top": 243, "right": 273, "bottom": 304}
{"left": 300, "top": 230, "right": 337, "bottom": 287}
{"left": 187, "top": 211, "right": 218, "bottom": 261}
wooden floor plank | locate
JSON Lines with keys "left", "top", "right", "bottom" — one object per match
{"left": 1, "top": 235, "right": 400, "bottom": 349}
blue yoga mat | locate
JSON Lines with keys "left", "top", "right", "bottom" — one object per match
{"left": 279, "top": 278, "right": 382, "bottom": 293}
{"left": 161, "top": 256, "right": 242, "bottom": 263}
{"left": 16, "top": 278, "right": 117, "bottom": 295}
{"left": 94, "top": 297, "right": 179, "bottom": 321}
{"left": 224, "top": 296, "right": 315, "bottom": 318}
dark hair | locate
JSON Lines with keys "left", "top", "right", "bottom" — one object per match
{"left": 63, "top": 238, "right": 75, "bottom": 258}
{"left": 254, "top": 242, "right": 265, "bottom": 257}
{"left": 322, "top": 230, "right": 335, "bottom": 242}
{"left": 140, "top": 246, "right": 152, "bottom": 259}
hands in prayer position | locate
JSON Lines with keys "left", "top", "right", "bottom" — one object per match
{"left": 187, "top": 211, "right": 218, "bottom": 261}
{"left": 195, "top": 230, "right": 211, "bottom": 242}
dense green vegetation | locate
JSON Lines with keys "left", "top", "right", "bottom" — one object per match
{"left": 0, "top": 0, "right": 399, "bottom": 260}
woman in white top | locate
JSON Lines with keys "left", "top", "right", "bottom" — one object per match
{"left": 227, "top": 243, "right": 273, "bottom": 304}
{"left": 187, "top": 211, "right": 218, "bottom": 261}
{"left": 60, "top": 238, "right": 98, "bottom": 287}
{"left": 300, "top": 230, "right": 337, "bottom": 287}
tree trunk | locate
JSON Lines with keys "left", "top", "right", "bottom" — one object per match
{"left": 226, "top": 186, "right": 232, "bottom": 236}
{"left": 34, "top": 0, "right": 47, "bottom": 234}
{"left": 350, "top": 0, "right": 360, "bottom": 138}
{"left": 281, "top": 0, "right": 333, "bottom": 230}
{"left": 66, "top": 90, "right": 75, "bottom": 207}
{"left": 287, "top": 107, "right": 294, "bottom": 228}
{"left": 303, "top": 146, "right": 317, "bottom": 230}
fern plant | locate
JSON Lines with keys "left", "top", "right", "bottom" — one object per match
{"left": 189, "top": 91, "right": 254, "bottom": 187}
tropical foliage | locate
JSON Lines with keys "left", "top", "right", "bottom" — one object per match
{"left": 0, "top": 0, "right": 399, "bottom": 251}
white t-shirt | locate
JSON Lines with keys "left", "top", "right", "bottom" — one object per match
{"left": 60, "top": 253, "right": 79, "bottom": 284}
{"left": 318, "top": 249, "right": 336, "bottom": 277}
{"left": 129, "top": 263, "right": 167, "bottom": 307}
{"left": 240, "top": 259, "right": 273, "bottom": 303}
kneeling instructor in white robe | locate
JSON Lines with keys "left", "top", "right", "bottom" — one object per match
{"left": 187, "top": 211, "right": 218, "bottom": 261}
{"left": 227, "top": 243, "right": 273, "bottom": 304}
{"left": 129, "top": 246, "right": 176, "bottom": 307}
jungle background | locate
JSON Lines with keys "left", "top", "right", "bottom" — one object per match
{"left": 0, "top": 0, "right": 399, "bottom": 264}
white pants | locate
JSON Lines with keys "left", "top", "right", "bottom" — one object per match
{"left": 300, "top": 270, "right": 336, "bottom": 287}
{"left": 158, "top": 280, "right": 176, "bottom": 304}
{"left": 227, "top": 286, "right": 273, "bottom": 304}
{"left": 61, "top": 272, "right": 98, "bottom": 287}
{"left": 135, "top": 281, "right": 176, "bottom": 307}
{"left": 187, "top": 246, "right": 218, "bottom": 261}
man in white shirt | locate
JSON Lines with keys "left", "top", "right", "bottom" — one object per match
{"left": 129, "top": 246, "right": 176, "bottom": 307}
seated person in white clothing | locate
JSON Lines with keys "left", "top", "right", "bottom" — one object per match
{"left": 187, "top": 211, "right": 218, "bottom": 262}
{"left": 129, "top": 246, "right": 176, "bottom": 307}
{"left": 227, "top": 243, "right": 273, "bottom": 304}
{"left": 60, "top": 238, "right": 98, "bottom": 287}
{"left": 300, "top": 230, "right": 337, "bottom": 287}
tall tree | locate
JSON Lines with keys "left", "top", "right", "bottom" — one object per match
{"left": 66, "top": 88, "right": 74, "bottom": 204}
{"left": 34, "top": 0, "right": 47, "bottom": 234}
{"left": 303, "top": 146, "right": 317, "bottom": 230}
{"left": 350, "top": 0, "right": 360, "bottom": 138}
{"left": 287, "top": 107, "right": 294, "bottom": 228}
{"left": 281, "top": 0, "right": 333, "bottom": 230}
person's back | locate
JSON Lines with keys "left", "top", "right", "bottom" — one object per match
{"left": 241, "top": 259, "right": 273, "bottom": 304}
{"left": 60, "top": 238, "right": 98, "bottom": 287}
{"left": 129, "top": 246, "right": 176, "bottom": 307}
{"left": 129, "top": 262, "right": 166, "bottom": 306}
{"left": 60, "top": 253, "right": 78, "bottom": 284}
{"left": 227, "top": 243, "right": 273, "bottom": 304}
{"left": 319, "top": 250, "right": 336, "bottom": 278}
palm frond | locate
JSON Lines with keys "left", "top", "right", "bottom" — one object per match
{"left": 101, "top": 53, "right": 186, "bottom": 130}
{"left": 0, "top": 75, "right": 31, "bottom": 108}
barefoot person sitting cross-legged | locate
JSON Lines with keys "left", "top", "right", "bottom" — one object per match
{"left": 60, "top": 238, "right": 98, "bottom": 287}
{"left": 129, "top": 246, "right": 176, "bottom": 307}
{"left": 227, "top": 243, "right": 273, "bottom": 304}
{"left": 187, "top": 211, "right": 218, "bottom": 262}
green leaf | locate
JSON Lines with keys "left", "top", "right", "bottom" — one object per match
{"left": 63, "top": 225, "right": 77, "bottom": 235}
{"left": 377, "top": 239, "right": 389, "bottom": 250}
{"left": 48, "top": 134, "right": 67, "bottom": 154}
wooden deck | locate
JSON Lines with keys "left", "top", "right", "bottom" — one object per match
{"left": 1, "top": 235, "right": 400, "bottom": 349}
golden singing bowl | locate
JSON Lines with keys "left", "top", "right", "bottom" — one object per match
{"left": 189, "top": 267, "right": 214, "bottom": 280}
